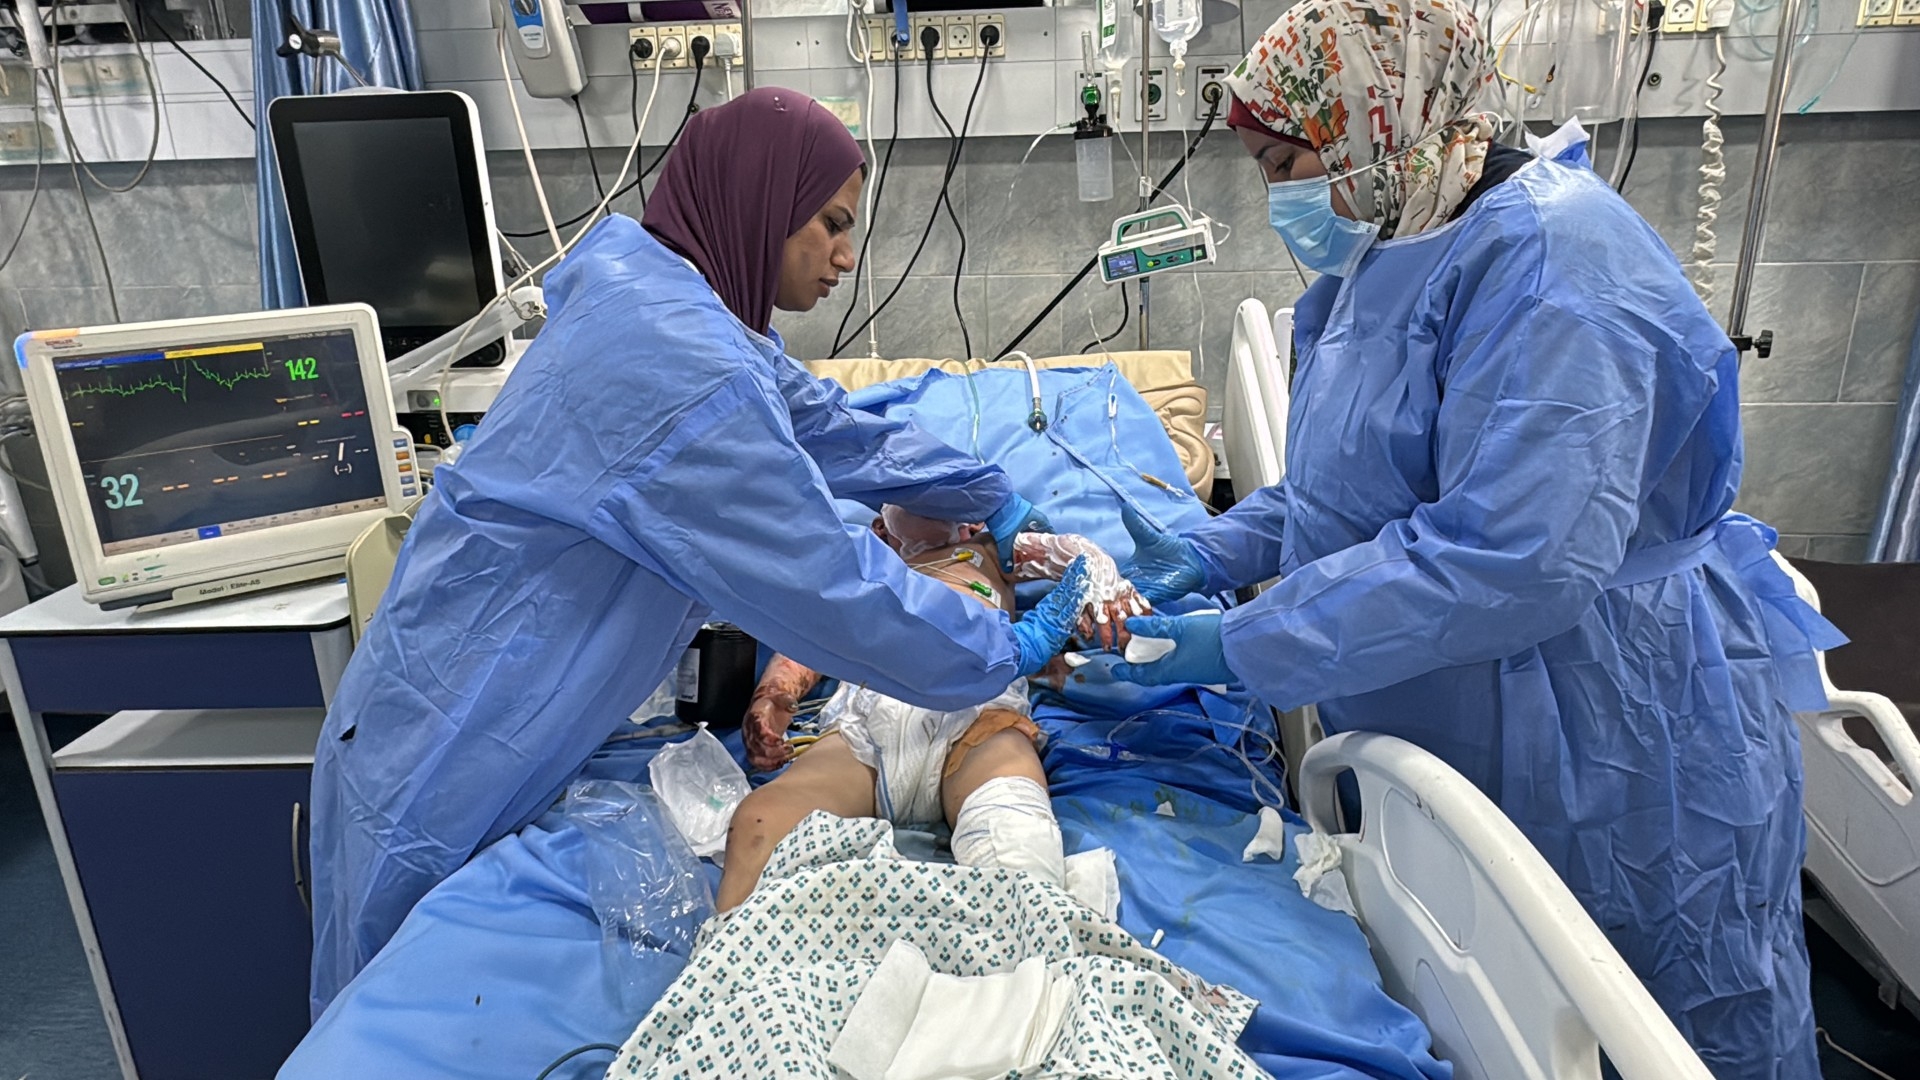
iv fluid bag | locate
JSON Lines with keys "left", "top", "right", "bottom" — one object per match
{"left": 1152, "top": 0, "right": 1200, "bottom": 58}
{"left": 1097, "top": 0, "right": 1132, "bottom": 73}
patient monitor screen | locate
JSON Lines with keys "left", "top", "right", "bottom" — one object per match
{"left": 53, "top": 329, "right": 386, "bottom": 555}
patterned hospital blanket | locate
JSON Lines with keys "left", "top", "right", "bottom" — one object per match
{"left": 604, "top": 811, "right": 1264, "bottom": 1079}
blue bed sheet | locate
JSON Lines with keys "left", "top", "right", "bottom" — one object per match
{"left": 282, "top": 706, "right": 1447, "bottom": 1080}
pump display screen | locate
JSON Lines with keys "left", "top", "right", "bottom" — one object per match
{"left": 52, "top": 329, "right": 386, "bottom": 555}
{"left": 1103, "top": 251, "right": 1140, "bottom": 279}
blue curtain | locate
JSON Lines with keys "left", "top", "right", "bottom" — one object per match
{"left": 253, "top": 0, "right": 424, "bottom": 308}
{"left": 1868, "top": 309, "right": 1920, "bottom": 562}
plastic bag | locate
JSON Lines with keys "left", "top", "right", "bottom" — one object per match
{"left": 648, "top": 725, "right": 751, "bottom": 861}
{"left": 628, "top": 676, "right": 677, "bottom": 724}
{"left": 563, "top": 779, "right": 715, "bottom": 1010}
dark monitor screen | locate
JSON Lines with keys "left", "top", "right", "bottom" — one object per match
{"left": 270, "top": 94, "right": 497, "bottom": 345}
{"left": 52, "top": 329, "right": 387, "bottom": 555}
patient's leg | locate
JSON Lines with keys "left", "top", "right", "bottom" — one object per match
{"left": 717, "top": 733, "right": 877, "bottom": 909}
{"left": 941, "top": 729, "right": 1065, "bottom": 887}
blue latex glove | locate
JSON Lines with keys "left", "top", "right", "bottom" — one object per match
{"left": 1108, "top": 612, "right": 1236, "bottom": 687}
{"left": 1011, "top": 555, "right": 1091, "bottom": 676}
{"left": 1119, "top": 504, "right": 1208, "bottom": 604}
{"left": 985, "top": 493, "right": 1054, "bottom": 573}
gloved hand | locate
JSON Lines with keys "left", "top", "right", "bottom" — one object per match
{"left": 1107, "top": 612, "right": 1236, "bottom": 687}
{"left": 1011, "top": 555, "right": 1092, "bottom": 676}
{"left": 1119, "top": 504, "right": 1208, "bottom": 604}
{"left": 986, "top": 494, "right": 1053, "bottom": 573}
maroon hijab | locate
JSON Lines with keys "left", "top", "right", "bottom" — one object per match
{"left": 641, "top": 87, "right": 865, "bottom": 337}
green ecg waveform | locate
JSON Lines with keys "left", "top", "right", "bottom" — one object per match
{"left": 66, "top": 357, "right": 274, "bottom": 402}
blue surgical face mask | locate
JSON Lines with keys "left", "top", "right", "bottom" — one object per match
{"left": 1267, "top": 174, "right": 1379, "bottom": 278}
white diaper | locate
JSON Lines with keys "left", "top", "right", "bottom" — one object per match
{"left": 821, "top": 679, "right": 1030, "bottom": 827}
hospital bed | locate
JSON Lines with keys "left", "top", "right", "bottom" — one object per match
{"left": 300, "top": 346, "right": 1709, "bottom": 1079}
{"left": 1772, "top": 555, "right": 1920, "bottom": 1014}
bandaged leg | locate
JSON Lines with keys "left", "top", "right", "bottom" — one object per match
{"left": 949, "top": 776, "right": 1066, "bottom": 888}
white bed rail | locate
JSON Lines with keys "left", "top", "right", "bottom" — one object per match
{"left": 1773, "top": 554, "right": 1920, "bottom": 1000}
{"left": 1299, "top": 731, "right": 1711, "bottom": 1080}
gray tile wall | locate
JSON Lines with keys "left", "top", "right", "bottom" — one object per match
{"left": 2, "top": 111, "right": 1914, "bottom": 584}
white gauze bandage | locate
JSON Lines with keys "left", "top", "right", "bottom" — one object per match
{"left": 1010, "top": 532, "right": 1149, "bottom": 626}
{"left": 950, "top": 775, "right": 1065, "bottom": 888}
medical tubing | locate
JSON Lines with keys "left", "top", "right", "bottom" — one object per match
{"left": 501, "top": 55, "right": 698, "bottom": 238}
{"left": 991, "top": 103, "right": 1217, "bottom": 361}
{"left": 1608, "top": 1, "right": 1663, "bottom": 193}
{"left": 834, "top": 52, "right": 906, "bottom": 359}
{"left": 832, "top": 45, "right": 989, "bottom": 357}
{"left": 1689, "top": 33, "right": 1726, "bottom": 305}
{"left": 1082, "top": 282, "right": 1130, "bottom": 354}
{"left": 534, "top": 1042, "right": 623, "bottom": 1080}
{"left": 438, "top": 53, "right": 665, "bottom": 383}
{"left": 501, "top": 22, "right": 565, "bottom": 252}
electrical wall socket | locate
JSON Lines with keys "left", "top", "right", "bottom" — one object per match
{"left": 1895, "top": 0, "right": 1920, "bottom": 23}
{"left": 944, "top": 15, "right": 976, "bottom": 59}
{"left": 910, "top": 14, "right": 945, "bottom": 60}
{"left": 1700, "top": 0, "right": 1735, "bottom": 27}
{"left": 1860, "top": 0, "right": 1896, "bottom": 24}
{"left": 1663, "top": 0, "right": 1700, "bottom": 31}
{"left": 976, "top": 13, "right": 1006, "bottom": 56}
{"left": 653, "top": 25, "right": 688, "bottom": 69}
{"left": 627, "top": 26, "right": 657, "bottom": 68}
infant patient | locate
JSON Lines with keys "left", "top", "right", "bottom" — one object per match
{"left": 717, "top": 506, "right": 1146, "bottom": 908}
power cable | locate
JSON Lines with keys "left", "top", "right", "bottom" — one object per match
{"left": 832, "top": 50, "right": 904, "bottom": 357}
{"left": 137, "top": 2, "right": 253, "bottom": 129}
{"left": 831, "top": 33, "right": 988, "bottom": 357}
{"left": 501, "top": 53, "right": 703, "bottom": 238}
{"left": 925, "top": 44, "right": 976, "bottom": 361}
{"left": 572, "top": 95, "right": 607, "bottom": 201}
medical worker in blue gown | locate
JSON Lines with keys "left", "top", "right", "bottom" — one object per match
{"left": 1110, "top": 1, "right": 1843, "bottom": 1076}
{"left": 307, "top": 88, "right": 1092, "bottom": 1016}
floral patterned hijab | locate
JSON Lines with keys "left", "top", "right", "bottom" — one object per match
{"left": 1224, "top": 0, "right": 1500, "bottom": 239}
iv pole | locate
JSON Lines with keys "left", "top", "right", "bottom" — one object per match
{"left": 1725, "top": 0, "right": 1808, "bottom": 361}
{"left": 1137, "top": 0, "right": 1152, "bottom": 349}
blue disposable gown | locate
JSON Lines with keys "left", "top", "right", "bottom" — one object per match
{"left": 1186, "top": 156, "right": 1840, "bottom": 1078}
{"left": 309, "top": 217, "right": 1027, "bottom": 1016}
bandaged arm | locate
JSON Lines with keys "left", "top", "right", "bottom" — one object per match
{"left": 1010, "top": 533, "right": 1150, "bottom": 644}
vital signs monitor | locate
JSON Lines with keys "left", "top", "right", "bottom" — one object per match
{"left": 17, "top": 305, "right": 413, "bottom": 609}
